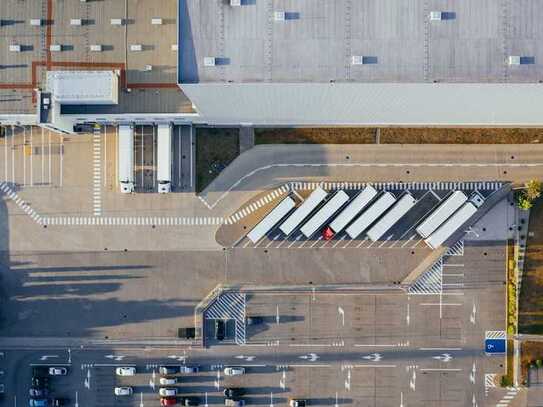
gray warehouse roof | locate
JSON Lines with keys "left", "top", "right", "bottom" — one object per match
{"left": 181, "top": 83, "right": 543, "bottom": 126}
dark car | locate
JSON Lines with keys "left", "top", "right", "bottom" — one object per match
{"left": 223, "top": 388, "right": 244, "bottom": 398}
{"left": 246, "top": 316, "right": 264, "bottom": 325}
{"left": 215, "top": 320, "right": 225, "bottom": 341}
{"left": 31, "top": 376, "right": 49, "bottom": 388}
{"left": 29, "top": 387, "right": 49, "bottom": 398}
{"left": 32, "top": 367, "right": 49, "bottom": 377}
{"left": 182, "top": 397, "right": 200, "bottom": 406}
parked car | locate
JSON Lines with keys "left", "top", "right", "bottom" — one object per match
{"left": 32, "top": 367, "right": 49, "bottom": 377}
{"left": 182, "top": 397, "right": 200, "bottom": 406}
{"left": 114, "top": 387, "right": 133, "bottom": 396}
{"left": 115, "top": 367, "right": 136, "bottom": 376}
{"left": 223, "top": 367, "right": 245, "bottom": 376}
{"left": 246, "top": 316, "right": 264, "bottom": 325}
{"left": 224, "top": 399, "right": 245, "bottom": 407}
{"left": 224, "top": 388, "right": 244, "bottom": 398}
{"left": 289, "top": 400, "right": 307, "bottom": 407}
{"left": 28, "top": 400, "right": 48, "bottom": 407}
{"left": 215, "top": 320, "right": 226, "bottom": 340}
{"left": 160, "top": 398, "right": 177, "bottom": 406}
{"left": 179, "top": 366, "right": 199, "bottom": 374}
{"left": 159, "top": 388, "right": 177, "bottom": 397}
{"left": 31, "top": 376, "right": 49, "bottom": 388}
{"left": 29, "top": 387, "right": 49, "bottom": 398}
{"left": 159, "top": 366, "right": 178, "bottom": 375}
{"left": 160, "top": 377, "right": 178, "bottom": 385}
{"left": 48, "top": 367, "right": 67, "bottom": 376}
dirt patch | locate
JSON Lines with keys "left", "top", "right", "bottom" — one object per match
{"left": 196, "top": 127, "right": 239, "bottom": 192}
{"left": 254, "top": 127, "right": 543, "bottom": 144}
{"left": 380, "top": 128, "right": 543, "bottom": 144}
{"left": 255, "top": 128, "right": 376, "bottom": 144}
{"left": 519, "top": 199, "right": 543, "bottom": 334}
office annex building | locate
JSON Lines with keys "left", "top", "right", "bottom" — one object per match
{"left": 2, "top": 0, "right": 543, "bottom": 132}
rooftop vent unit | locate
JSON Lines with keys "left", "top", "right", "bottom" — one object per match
{"left": 30, "top": 19, "right": 42, "bottom": 26}
{"left": 274, "top": 11, "right": 286, "bottom": 21}
{"left": 70, "top": 19, "right": 82, "bottom": 26}
{"left": 204, "top": 57, "right": 216, "bottom": 67}
{"left": 110, "top": 18, "right": 123, "bottom": 26}
{"left": 230, "top": 0, "right": 242, "bottom": 6}
{"left": 90, "top": 44, "right": 102, "bottom": 52}
{"left": 9, "top": 44, "right": 21, "bottom": 52}
{"left": 171, "top": 44, "right": 178, "bottom": 51}
{"left": 429, "top": 11, "right": 442, "bottom": 21}
{"left": 130, "top": 44, "right": 143, "bottom": 52}
{"left": 144, "top": 65, "right": 153, "bottom": 71}
{"left": 50, "top": 44, "right": 62, "bottom": 52}
{"left": 151, "top": 18, "right": 163, "bottom": 25}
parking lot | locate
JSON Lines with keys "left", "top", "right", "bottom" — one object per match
{"left": 231, "top": 181, "right": 504, "bottom": 251}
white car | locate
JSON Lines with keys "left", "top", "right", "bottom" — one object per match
{"left": 159, "top": 377, "right": 177, "bottom": 385}
{"left": 116, "top": 367, "right": 136, "bottom": 376}
{"left": 223, "top": 367, "right": 245, "bottom": 376}
{"left": 159, "top": 388, "right": 177, "bottom": 397}
{"left": 48, "top": 367, "right": 67, "bottom": 376}
{"left": 114, "top": 387, "right": 133, "bottom": 396}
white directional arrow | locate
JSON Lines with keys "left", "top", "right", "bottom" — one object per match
{"left": 334, "top": 392, "right": 339, "bottom": 407}
{"left": 470, "top": 362, "right": 476, "bottom": 384}
{"left": 409, "top": 370, "right": 416, "bottom": 391}
{"left": 299, "top": 353, "right": 319, "bottom": 362}
{"left": 276, "top": 305, "right": 280, "bottom": 324}
{"left": 338, "top": 306, "right": 345, "bottom": 326}
{"left": 75, "top": 391, "right": 79, "bottom": 407}
{"left": 204, "top": 392, "right": 209, "bottom": 407}
{"left": 214, "top": 369, "right": 221, "bottom": 389}
{"left": 406, "top": 303, "right": 410, "bottom": 326}
{"left": 140, "top": 392, "right": 144, "bottom": 407}
{"left": 472, "top": 393, "right": 477, "bottom": 407}
{"left": 105, "top": 355, "right": 125, "bottom": 361}
{"left": 280, "top": 370, "right": 286, "bottom": 390}
{"left": 362, "top": 353, "right": 382, "bottom": 362}
{"left": 345, "top": 369, "right": 351, "bottom": 391}
{"left": 470, "top": 302, "right": 477, "bottom": 325}
{"left": 40, "top": 355, "right": 58, "bottom": 361}
{"left": 432, "top": 353, "right": 452, "bottom": 363}
{"left": 270, "top": 392, "right": 274, "bottom": 407}
{"left": 235, "top": 355, "right": 256, "bottom": 362}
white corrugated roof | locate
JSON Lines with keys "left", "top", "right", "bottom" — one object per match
{"left": 180, "top": 83, "right": 543, "bottom": 126}
{"left": 46, "top": 71, "right": 118, "bottom": 105}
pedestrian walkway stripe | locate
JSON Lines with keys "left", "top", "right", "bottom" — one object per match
{"left": 92, "top": 127, "right": 102, "bottom": 216}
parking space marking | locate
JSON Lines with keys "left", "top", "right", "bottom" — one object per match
{"left": 92, "top": 126, "right": 102, "bottom": 216}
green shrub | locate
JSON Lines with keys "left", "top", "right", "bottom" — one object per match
{"left": 500, "top": 375, "right": 513, "bottom": 387}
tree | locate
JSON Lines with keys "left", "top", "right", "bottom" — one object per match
{"left": 516, "top": 191, "right": 533, "bottom": 210}
{"left": 525, "top": 180, "right": 542, "bottom": 201}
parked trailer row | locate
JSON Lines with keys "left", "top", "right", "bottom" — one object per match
{"left": 328, "top": 186, "right": 378, "bottom": 234}
{"left": 346, "top": 192, "right": 396, "bottom": 239}
{"left": 279, "top": 187, "right": 328, "bottom": 235}
{"left": 366, "top": 193, "right": 417, "bottom": 242}
{"left": 416, "top": 191, "right": 468, "bottom": 238}
{"left": 247, "top": 196, "right": 296, "bottom": 244}
{"left": 300, "top": 190, "right": 350, "bottom": 238}
{"left": 424, "top": 194, "right": 484, "bottom": 249}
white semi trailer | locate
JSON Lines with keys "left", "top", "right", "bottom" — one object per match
{"left": 157, "top": 123, "right": 172, "bottom": 193}
{"left": 118, "top": 124, "right": 134, "bottom": 193}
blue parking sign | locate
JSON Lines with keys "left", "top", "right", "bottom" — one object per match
{"left": 485, "top": 338, "right": 506, "bottom": 354}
